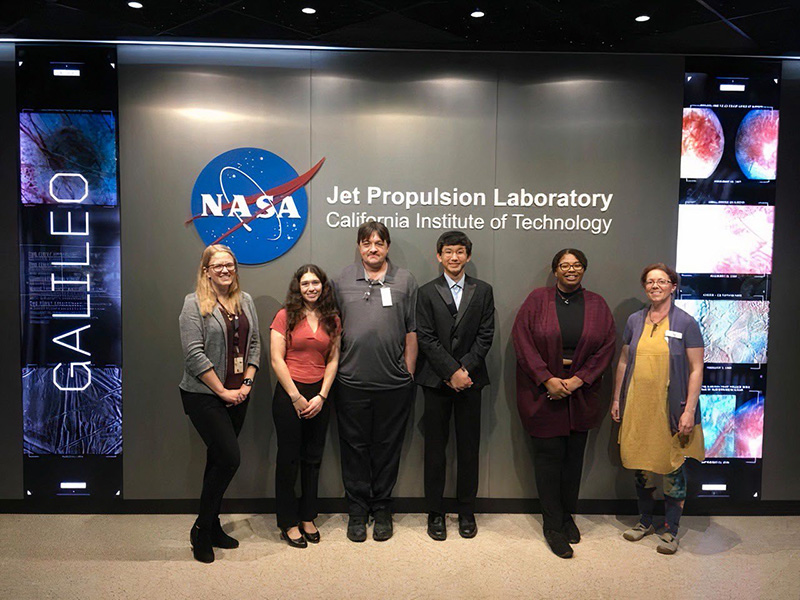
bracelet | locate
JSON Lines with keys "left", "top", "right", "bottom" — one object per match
{"left": 242, "top": 378, "right": 254, "bottom": 386}
{"left": 319, "top": 394, "right": 327, "bottom": 401}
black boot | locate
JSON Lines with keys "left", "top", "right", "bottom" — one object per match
{"left": 211, "top": 518, "right": 239, "bottom": 549}
{"left": 190, "top": 524, "right": 215, "bottom": 563}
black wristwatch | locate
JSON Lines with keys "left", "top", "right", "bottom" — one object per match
{"left": 242, "top": 378, "right": 254, "bottom": 386}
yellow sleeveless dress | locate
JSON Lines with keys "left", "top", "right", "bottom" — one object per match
{"left": 619, "top": 317, "right": 705, "bottom": 474}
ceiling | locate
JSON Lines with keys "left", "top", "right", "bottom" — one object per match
{"left": 2, "top": 0, "right": 799, "bottom": 56}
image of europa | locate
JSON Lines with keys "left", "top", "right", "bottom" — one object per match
{"left": 675, "top": 299, "right": 769, "bottom": 364}
{"left": 20, "top": 111, "right": 118, "bottom": 206}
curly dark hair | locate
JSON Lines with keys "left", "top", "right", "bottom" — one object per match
{"left": 283, "top": 264, "right": 340, "bottom": 351}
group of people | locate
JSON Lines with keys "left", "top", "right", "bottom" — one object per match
{"left": 178, "top": 222, "right": 705, "bottom": 563}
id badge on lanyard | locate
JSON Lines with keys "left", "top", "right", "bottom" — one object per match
{"left": 232, "top": 313, "right": 244, "bottom": 374}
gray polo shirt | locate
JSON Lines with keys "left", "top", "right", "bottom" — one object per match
{"left": 334, "top": 259, "right": 418, "bottom": 390}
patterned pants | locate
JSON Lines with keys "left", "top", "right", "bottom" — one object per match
{"left": 635, "top": 466, "right": 686, "bottom": 535}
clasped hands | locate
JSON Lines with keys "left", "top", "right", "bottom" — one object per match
{"left": 291, "top": 393, "right": 325, "bottom": 419}
{"left": 544, "top": 376, "right": 583, "bottom": 400}
{"left": 219, "top": 385, "right": 250, "bottom": 406}
{"left": 446, "top": 367, "right": 472, "bottom": 392}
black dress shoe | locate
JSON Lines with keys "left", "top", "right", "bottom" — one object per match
{"left": 300, "top": 521, "right": 321, "bottom": 544}
{"left": 544, "top": 529, "right": 573, "bottom": 559}
{"left": 372, "top": 509, "right": 393, "bottom": 542}
{"left": 190, "top": 524, "right": 215, "bottom": 564}
{"left": 280, "top": 527, "right": 308, "bottom": 548}
{"left": 458, "top": 513, "right": 478, "bottom": 539}
{"left": 212, "top": 518, "right": 240, "bottom": 549}
{"left": 427, "top": 513, "right": 447, "bottom": 541}
{"left": 347, "top": 516, "right": 367, "bottom": 543}
{"left": 562, "top": 516, "right": 581, "bottom": 544}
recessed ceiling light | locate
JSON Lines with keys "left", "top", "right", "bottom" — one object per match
{"left": 471, "top": 10, "right": 485, "bottom": 18}
{"left": 128, "top": 1, "right": 143, "bottom": 8}
{"left": 302, "top": 7, "right": 316, "bottom": 14}
{"left": 635, "top": 15, "right": 650, "bottom": 22}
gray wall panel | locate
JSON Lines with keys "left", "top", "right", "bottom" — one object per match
{"left": 118, "top": 46, "right": 313, "bottom": 499}
{"left": 310, "top": 51, "right": 499, "bottom": 499}
{"left": 0, "top": 44, "right": 22, "bottom": 499}
{"left": 492, "top": 54, "right": 684, "bottom": 498}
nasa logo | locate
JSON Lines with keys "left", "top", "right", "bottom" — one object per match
{"left": 188, "top": 148, "right": 324, "bottom": 264}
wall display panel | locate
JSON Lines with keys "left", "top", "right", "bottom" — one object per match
{"left": 675, "top": 205, "right": 774, "bottom": 275}
{"left": 17, "top": 47, "right": 122, "bottom": 502}
{"left": 677, "top": 59, "right": 781, "bottom": 502}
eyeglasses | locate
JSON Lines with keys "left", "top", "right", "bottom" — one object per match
{"left": 208, "top": 263, "right": 236, "bottom": 273}
{"left": 558, "top": 263, "right": 584, "bottom": 272}
{"left": 645, "top": 279, "right": 672, "bottom": 287}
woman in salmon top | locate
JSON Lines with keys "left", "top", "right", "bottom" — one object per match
{"left": 270, "top": 264, "right": 341, "bottom": 548}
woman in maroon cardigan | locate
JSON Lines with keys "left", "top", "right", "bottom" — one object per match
{"left": 512, "top": 249, "right": 616, "bottom": 559}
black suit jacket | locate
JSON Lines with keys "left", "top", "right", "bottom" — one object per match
{"left": 415, "top": 274, "right": 495, "bottom": 389}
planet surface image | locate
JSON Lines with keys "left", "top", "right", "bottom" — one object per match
{"left": 735, "top": 109, "right": 779, "bottom": 180}
{"left": 681, "top": 108, "right": 725, "bottom": 179}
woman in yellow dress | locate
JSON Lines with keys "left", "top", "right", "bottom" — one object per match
{"left": 611, "top": 263, "right": 704, "bottom": 555}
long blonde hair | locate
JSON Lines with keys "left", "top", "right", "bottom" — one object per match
{"left": 195, "top": 244, "right": 243, "bottom": 316}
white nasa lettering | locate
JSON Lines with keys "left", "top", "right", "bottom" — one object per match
{"left": 228, "top": 195, "right": 251, "bottom": 219}
{"left": 201, "top": 193, "right": 224, "bottom": 217}
{"left": 277, "top": 195, "right": 301, "bottom": 219}
{"left": 199, "top": 193, "right": 301, "bottom": 220}
{"left": 256, "top": 194, "right": 275, "bottom": 218}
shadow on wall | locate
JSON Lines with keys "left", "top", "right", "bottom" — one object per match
{"left": 608, "top": 296, "right": 645, "bottom": 499}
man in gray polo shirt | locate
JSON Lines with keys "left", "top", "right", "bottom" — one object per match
{"left": 333, "top": 221, "right": 418, "bottom": 542}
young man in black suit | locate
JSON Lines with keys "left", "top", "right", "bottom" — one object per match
{"left": 415, "top": 231, "right": 495, "bottom": 540}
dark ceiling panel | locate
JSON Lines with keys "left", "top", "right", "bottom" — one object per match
{"left": 0, "top": 0, "right": 797, "bottom": 55}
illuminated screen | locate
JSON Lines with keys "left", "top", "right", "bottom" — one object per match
{"left": 19, "top": 110, "right": 122, "bottom": 497}
{"left": 678, "top": 61, "right": 780, "bottom": 501}
{"left": 675, "top": 299, "right": 769, "bottom": 364}
{"left": 675, "top": 205, "right": 774, "bottom": 275}
{"left": 701, "top": 393, "right": 764, "bottom": 459}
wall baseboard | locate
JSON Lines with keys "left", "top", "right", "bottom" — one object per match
{"left": 0, "top": 497, "right": 798, "bottom": 515}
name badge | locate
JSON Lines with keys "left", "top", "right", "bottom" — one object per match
{"left": 381, "top": 286, "right": 392, "bottom": 307}
{"left": 233, "top": 356, "right": 244, "bottom": 374}
{"left": 665, "top": 330, "right": 683, "bottom": 340}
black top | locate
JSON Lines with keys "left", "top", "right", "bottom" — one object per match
{"left": 554, "top": 287, "right": 584, "bottom": 360}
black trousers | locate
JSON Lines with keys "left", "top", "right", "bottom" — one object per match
{"left": 335, "top": 381, "right": 415, "bottom": 517}
{"left": 423, "top": 385, "right": 482, "bottom": 515}
{"left": 272, "top": 380, "right": 331, "bottom": 529}
{"left": 530, "top": 430, "right": 588, "bottom": 533}
{"left": 181, "top": 389, "right": 248, "bottom": 529}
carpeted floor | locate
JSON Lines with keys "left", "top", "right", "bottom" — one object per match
{"left": 0, "top": 513, "right": 797, "bottom": 599}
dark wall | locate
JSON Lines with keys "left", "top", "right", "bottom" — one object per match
{"left": 762, "top": 60, "right": 800, "bottom": 500}
{"left": 0, "top": 45, "right": 22, "bottom": 499}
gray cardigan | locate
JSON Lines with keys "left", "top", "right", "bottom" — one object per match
{"left": 179, "top": 291, "right": 261, "bottom": 394}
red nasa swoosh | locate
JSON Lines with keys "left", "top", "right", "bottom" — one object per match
{"left": 185, "top": 157, "right": 325, "bottom": 244}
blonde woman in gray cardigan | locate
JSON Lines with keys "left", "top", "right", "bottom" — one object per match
{"left": 179, "top": 244, "right": 261, "bottom": 563}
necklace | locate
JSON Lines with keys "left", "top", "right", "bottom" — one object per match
{"left": 556, "top": 287, "right": 580, "bottom": 305}
{"left": 647, "top": 307, "right": 668, "bottom": 336}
